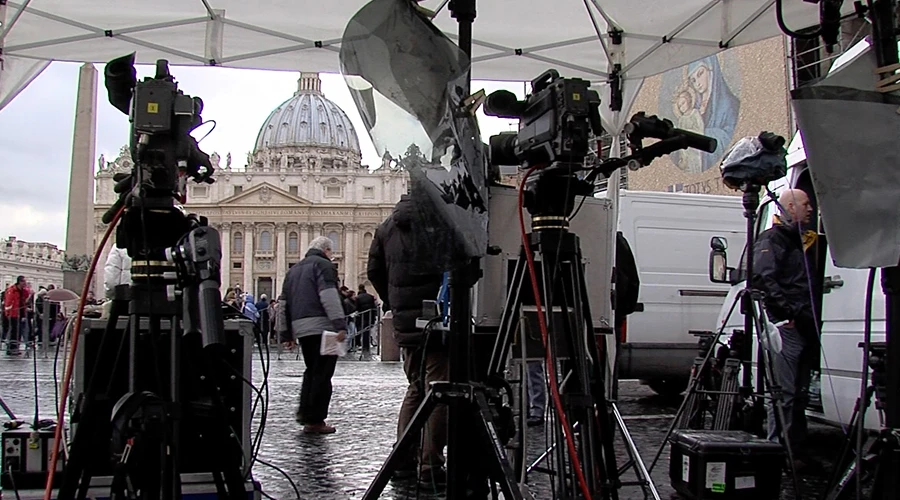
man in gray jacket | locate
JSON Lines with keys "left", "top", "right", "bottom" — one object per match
{"left": 278, "top": 236, "right": 348, "bottom": 434}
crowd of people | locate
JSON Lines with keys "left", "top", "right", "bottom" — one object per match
{"left": 0, "top": 276, "right": 66, "bottom": 355}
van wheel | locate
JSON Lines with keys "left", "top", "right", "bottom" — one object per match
{"left": 646, "top": 378, "right": 689, "bottom": 397}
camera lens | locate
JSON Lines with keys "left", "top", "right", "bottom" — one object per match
{"left": 488, "top": 133, "right": 519, "bottom": 166}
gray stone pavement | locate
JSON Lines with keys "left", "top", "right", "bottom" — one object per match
{"left": 0, "top": 348, "right": 848, "bottom": 499}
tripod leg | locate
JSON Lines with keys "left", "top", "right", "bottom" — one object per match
{"left": 823, "top": 388, "right": 868, "bottom": 497}
{"left": 472, "top": 391, "right": 524, "bottom": 500}
{"left": 488, "top": 247, "right": 529, "bottom": 378}
{"left": 569, "top": 258, "right": 620, "bottom": 500}
{"left": 61, "top": 301, "right": 129, "bottom": 500}
{"left": 361, "top": 390, "right": 442, "bottom": 500}
{"left": 713, "top": 358, "right": 741, "bottom": 430}
{"left": 166, "top": 316, "right": 182, "bottom": 500}
{"left": 532, "top": 250, "right": 574, "bottom": 497}
{"left": 611, "top": 403, "right": 662, "bottom": 500}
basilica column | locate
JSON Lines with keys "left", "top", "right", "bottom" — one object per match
{"left": 275, "top": 222, "right": 287, "bottom": 292}
{"left": 243, "top": 225, "right": 254, "bottom": 294}
{"left": 220, "top": 223, "right": 231, "bottom": 289}
{"left": 313, "top": 223, "right": 323, "bottom": 240}
{"left": 345, "top": 224, "right": 358, "bottom": 288}
{"left": 299, "top": 223, "right": 310, "bottom": 254}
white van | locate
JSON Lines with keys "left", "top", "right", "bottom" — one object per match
{"left": 709, "top": 137, "right": 885, "bottom": 431}
{"left": 615, "top": 190, "right": 746, "bottom": 396}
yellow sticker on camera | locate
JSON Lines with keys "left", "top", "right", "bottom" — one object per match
{"left": 147, "top": 103, "right": 159, "bottom": 113}
{"left": 572, "top": 93, "right": 581, "bottom": 101}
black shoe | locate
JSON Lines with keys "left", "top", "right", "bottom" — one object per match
{"left": 527, "top": 415, "right": 544, "bottom": 427}
{"left": 418, "top": 467, "right": 447, "bottom": 489}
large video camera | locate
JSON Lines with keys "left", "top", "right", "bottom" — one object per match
{"left": 482, "top": 70, "right": 717, "bottom": 222}
{"left": 484, "top": 69, "right": 603, "bottom": 168}
{"left": 102, "top": 53, "right": 215, "bottom": 258}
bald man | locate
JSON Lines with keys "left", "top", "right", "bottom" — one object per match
{"left": 752, "top": 188, "right": 817, "bottom": 465}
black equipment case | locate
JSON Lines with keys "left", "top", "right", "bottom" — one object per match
{"left": 669, "top": 430, "right": 784, "bottom": 499}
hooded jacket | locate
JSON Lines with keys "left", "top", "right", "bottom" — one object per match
{"left": 751, "top": 221, "right": 814, "bottom": 327}
{"left": 367, "top": 196, "right": 444, "bottom": 347}
{"left": 242, "top": 294, "right": 260, "bottom": 322}
{"left": 103, "top": 246, "right": 132, "bottom": 298}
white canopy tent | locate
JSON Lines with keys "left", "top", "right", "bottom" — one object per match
{"left": 0, "top": 0, "right": 850, "bottom": 116}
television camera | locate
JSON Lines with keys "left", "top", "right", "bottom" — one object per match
{"left": 101, "top": 53, "right": 216, "bottom": 257}
{"left": 483, "top": 70, "right": 718, "bottom": 222}
{"left": 51, "top": 54, "right": 249, "bottom": 500}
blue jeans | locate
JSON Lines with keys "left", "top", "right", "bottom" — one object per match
{"left": 527, "top": 361, "right": 546, "bottom": 419}
{"left": 766, "top": 322, "right": 817, "bottom": 451}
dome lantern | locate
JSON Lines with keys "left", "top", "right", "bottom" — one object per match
{"left": 296, "top": 72, "right": 322, "bottom": 95}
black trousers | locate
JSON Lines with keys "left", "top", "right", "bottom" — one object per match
{"left": 297, "top": 334, "right": 338, "bottom": 424}
{"left": 5, "top": 318, "right": 20, "bottom": 352}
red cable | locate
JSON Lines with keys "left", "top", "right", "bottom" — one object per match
{"left": 44, "top": 206, "right": 125, "bottom": 500}
{"left": 518, "top": 167, "right": 594, "bottom": 500}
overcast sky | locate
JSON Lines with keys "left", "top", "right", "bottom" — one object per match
{"left": 0, "top": 62, "right": 524, "bottom": 250}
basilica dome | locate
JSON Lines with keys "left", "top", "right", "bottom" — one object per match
{"left": 253, "top": 73, "right": 361, "bottom": 155}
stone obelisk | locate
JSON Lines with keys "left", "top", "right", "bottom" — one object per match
{"left": 63, "top": 63, "right": 98, "bottom": 293}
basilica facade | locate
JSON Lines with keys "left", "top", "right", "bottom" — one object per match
{"left": 93, "top": 73, "right": 407, "bottom": 299}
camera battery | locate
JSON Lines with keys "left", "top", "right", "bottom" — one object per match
{"left": 669, "top": 430, "right": 783, "bottom": 500}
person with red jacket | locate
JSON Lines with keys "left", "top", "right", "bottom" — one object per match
{"left": 4, "top": 276, "right": 27, "bottom": 355}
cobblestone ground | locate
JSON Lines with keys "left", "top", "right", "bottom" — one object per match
{"left": 0, "top": 347, "right": 845, "bottom": 499}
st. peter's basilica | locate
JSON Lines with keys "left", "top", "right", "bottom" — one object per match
{"left": 93, "top": 73, "right": 407, "bottom": 299}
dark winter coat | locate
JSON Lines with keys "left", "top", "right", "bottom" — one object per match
{"left": 355, "top": 291, "right": 377, "bottom": 327}
{"left": 367, "top": 197, "right": 443, "bottom": 347}
{"left": 255, "top": 298, "right": 270, "bottom": 334}
{"left": 752, "top": 222, "right": 814, "bottom": 327}
{"left": 279, "top": 248, "right": 347, "bottom": 341}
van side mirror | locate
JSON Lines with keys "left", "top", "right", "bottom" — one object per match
{"left": 708, "top": 237, "right": 734, "bottom": 284}
{"left": 711, "top": 236, "right": 727, "bottom": 252}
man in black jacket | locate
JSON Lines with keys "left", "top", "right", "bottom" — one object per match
{"left": 752, "top": 188, "right": 816, "bottom": 459}
{"left": 278, "top": 236, "right": 348, "bottom": 434}
{"left": 368, "top": 195, "right": 446, "bottom": 484}
{"left": 355, "top": 285, "right": 377, "bottom": 354}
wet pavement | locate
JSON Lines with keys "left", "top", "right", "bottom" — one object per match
{"left": 0, "top": 346, "right": 847, "bottom": 499}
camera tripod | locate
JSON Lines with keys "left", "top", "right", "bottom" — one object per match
{"left": 484, "top": 171, "right": 658, "bottom": 500}
{"left": 58, "top": 205, "right": 247, "bottom": 500}
{"left": 647, "top": 185, "right": 802, "bottom": 498}
{"left": 822, "top": 341, "right": 888, "bottom": 500}
{"left": 361, "top": 258, "right": 523, "bottom": 500}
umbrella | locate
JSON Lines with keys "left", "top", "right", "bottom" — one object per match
{"left": 44, "top": 288, "right": 80, "bottom": 302}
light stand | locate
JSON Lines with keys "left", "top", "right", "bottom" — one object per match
{"left": 875, "top": 267, "right": 900, "bottom": 499}
{"left": 855, "top": 1, "right": 898, "bottom": 498}
{"left": 446, "top": 1, "right": 490, "bottom": 495}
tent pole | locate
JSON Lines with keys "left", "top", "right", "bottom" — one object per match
{"left": 449, "top": 0, "right": 476, "bottom": 90}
